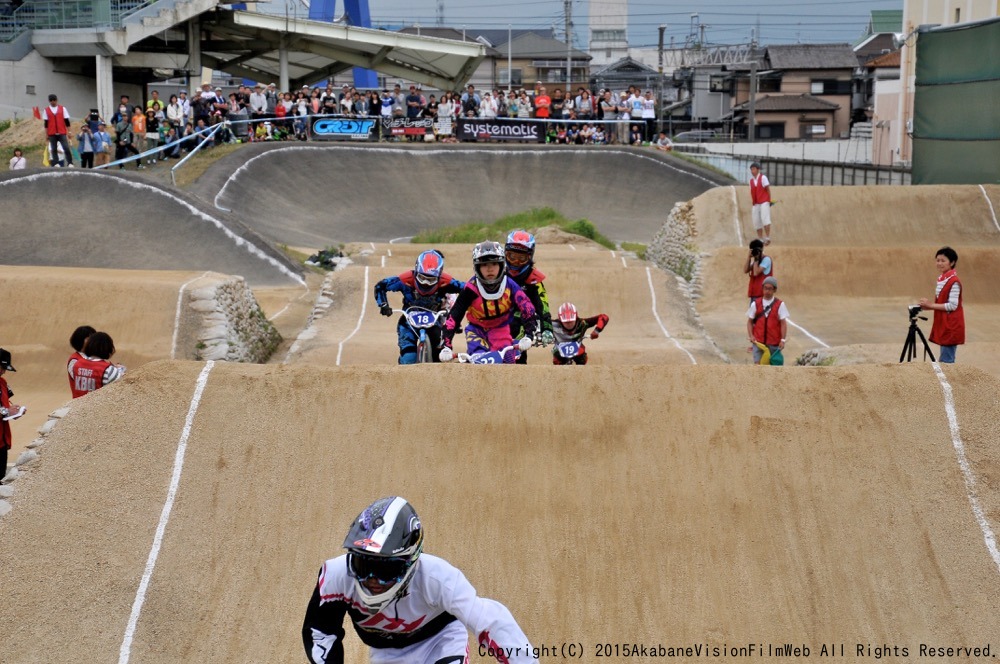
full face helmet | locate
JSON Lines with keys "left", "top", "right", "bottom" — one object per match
{"left": 505, "top": 229, "right": 536, "bottom": 278}
{"left": 414, "top": 250, "right": 445, "bottom": 296}
{"left": 558, "top": 302, "right": 578, "bottom": 330}
{"left": 472, "top": 241, "right": 506, "bottom": 300}
{"left": 343, "top": 496, "right": 424, "bottom": 614}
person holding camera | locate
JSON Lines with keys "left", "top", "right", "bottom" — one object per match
{"left": 76, "top": 123, "right": 95, "bottom": 168}
{"left": 746, "top": 276, "right": 788, "bottom": 365}
{"left": 918, "top": 246, "right": 964, "bottom": 363}
{"left": 744, "top": 238, "right": 773, "bottom": 301}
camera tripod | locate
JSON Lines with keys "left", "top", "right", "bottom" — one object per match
{"left": 899, "top": 314, "right": 936, "bottom": 363}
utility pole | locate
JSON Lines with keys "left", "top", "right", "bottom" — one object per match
{"left": 748, "top": 58, "right": 757, "bottom": 141}
{"left": 658, "top": 24, "right": 666, "bottom": 135}
{"left": 565, "top": 0, "right": 572, "bottom": 94}
{"left": 508, "top": 23, "right": 513, "bottom": 93}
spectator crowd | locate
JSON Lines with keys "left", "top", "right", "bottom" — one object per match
{"left": 13, "top": 80, "right": 676, "bottom": 170}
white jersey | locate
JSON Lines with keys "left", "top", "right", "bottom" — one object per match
{"left": 303, "top": 553, "right": 538, "bottom": 664}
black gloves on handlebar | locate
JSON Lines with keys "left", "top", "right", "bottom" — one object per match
{"left": 380, "top": 305, "right": 393, "bottom": 317}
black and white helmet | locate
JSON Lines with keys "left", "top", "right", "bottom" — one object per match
{"left": 343, "top": 496, "right": 424, "bottom": 613}
{"left": 472, "top": 241, "right": 506, "bottom": 300}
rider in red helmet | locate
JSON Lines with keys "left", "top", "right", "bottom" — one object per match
{"left": 551, "top": 302, "right": 608, "bottom": 365}
{"left": 504, "top": 229, "right": 553, "bottom": 364}
{"left": 374, "top": 249, "right": 465, "bottom": 363}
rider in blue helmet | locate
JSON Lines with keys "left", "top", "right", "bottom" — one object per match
{"left": 374, "top": 249, "right": 464, "bottom": 364}
{"left": 504, "top": 230, "right": 553, "bottom": 364}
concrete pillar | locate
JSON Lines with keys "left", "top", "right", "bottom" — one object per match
{"left": 187, "top": 17, "right": 202, "bottom": 80}
{"left": 95, "top": 54, "right": 114, "bottom": 121}
{"left": 279, "top": 35, "right": 289, "bottom": 92}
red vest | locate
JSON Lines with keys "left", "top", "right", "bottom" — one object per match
{"left": 45, "top": 105, "right": 69, "bottom": 136}
{"left": 1, "top": 376, "right": 11, "bottom": 450}
{"left": 930, "top": 272, "right": 965, "bottom": 346}
{"left": 69, "top": 355, "right": 112, "bottom": 398}
{"left": 749, "top": 174, "right": 770, "bottom": 204}
{"left": 751, "top": 297, "right": 783, "bottom": 345}
{"left": 747, "top": 260, "right": 773, "bottom": 298}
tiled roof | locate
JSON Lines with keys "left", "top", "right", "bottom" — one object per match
{"left": 866, "top": 50, "right": 901, "bottom": 68}
{"left": 733, "top": 94, "right": 841, "bottom": 112}
{"left": 495, "top": 32, "right": 592, "bottom": 60}
{"left": 765, "top": 44, "right": 859, "bottom": 69}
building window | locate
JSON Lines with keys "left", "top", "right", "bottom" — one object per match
{"left": 758, "top": 77, "right": 780, "bottom": 93}
{"left": 592, "top": 29, "right": 626, "bottom": 42}
{"left": 709, "top": 75, "right": 728, "bottom": 93}
{"left": 954, "top": 7, "right": 960, "bottom": 22}
{"left": 810, "top": 79, "right": 851, "bottom": 95}
{"left": 499, "top": 69, "right": 523, "bottom": 86}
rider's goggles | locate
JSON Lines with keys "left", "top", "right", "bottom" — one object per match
{"left": 505, "top": 249, "right": 531, "bottom": 267}
{"left": 415, "top": 272, "right": 438, "bottom": 287}
{"left": 348, "top": 553, "right": 412, "bottom": 583}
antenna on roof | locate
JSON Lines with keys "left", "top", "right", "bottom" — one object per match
{"left": 436, "top": 0, "right": 444, "bottom": 27}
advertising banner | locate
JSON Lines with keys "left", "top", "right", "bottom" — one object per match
{"left": 381, "top": 117, "right": 434, "bottom": 136}
{"left": 310, "top": 117, "right": 377, "bottom": 140}
{"left": 456, "top": 118, "right": 543, "bottom": 142}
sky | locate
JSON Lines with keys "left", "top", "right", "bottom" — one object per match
{"left": 358, "top": 0, "right": 904, "bottom": 49}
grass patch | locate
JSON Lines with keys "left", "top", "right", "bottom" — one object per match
{"left": 412, "top": 207, "right": 615, "bottom": 249}
{"left": 172, "top": 142, "right": 243, "bottom": 188}
{"left": 0, "top": 119, "right": 11, "bottom": 134}
{"left": 278, "top": 244, "right": 313, "bottom": 265}
{"left": 620, "top": 242, "right": 647, "bottom": 260}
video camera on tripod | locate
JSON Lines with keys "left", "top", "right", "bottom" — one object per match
{"left": 900, "top": 304, "right": 935, "bottom": 362}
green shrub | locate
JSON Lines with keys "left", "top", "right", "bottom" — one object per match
{"left": 412, "top": 207, "right": 614, "bottom": 249}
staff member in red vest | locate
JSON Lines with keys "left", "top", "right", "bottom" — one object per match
{"left": 746, "top": 276, "right": 788, "bottom": 365}
{"left": 44, "top": 94, "right": 74, "bottom": 168}
{"left": 67, "top": 331, "right": 126, "bottom": 399}
{"left": 918, "top": 246, "right": 964, "bottom": 364}
{"left": 744, "top": 238, "right": 773, "bottom": 301}
{"left": 749, "top": 161, "right": 771, "bottom": 245}
{"left": 1, "top": 348, "right": 27, "bottom": 480}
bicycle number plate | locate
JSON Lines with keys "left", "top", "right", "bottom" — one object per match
{"left": 406, "top": 310, "right": 437, "bottom": 328}
{"left": 556, "top": 342, "right": 581, "bottom": 358}
{"left": 470, "top": 350, "right": 506, "bottom": 364}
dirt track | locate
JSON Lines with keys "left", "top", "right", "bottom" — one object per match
{"left": 2, "top": 151, "right": 1000, "bottom": 662}
{"left": 2, "top": 361, "right": 1000, "bottom": 662}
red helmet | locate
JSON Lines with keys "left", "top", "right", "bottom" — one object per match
{"left": 558, "top": 302, "right": 578, "bottom": 327}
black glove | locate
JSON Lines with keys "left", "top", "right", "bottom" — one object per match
{"left": 380, "top": 305, "right": 393, "bottom": 317}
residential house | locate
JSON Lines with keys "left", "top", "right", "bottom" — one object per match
{"left": 866, "top": 50, "right": 902, "bottom": 166}
{"left": 492, "top": 32, "right": 592, "bottom": 91}
{"left": 727, "top": 43, "right": 858, "bottom": 139}
{"left": 853, "top": 9, "right": 903, "bottom": 124}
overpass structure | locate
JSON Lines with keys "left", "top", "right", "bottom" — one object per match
{"left": 0, "top": 1, "right": 484, "bottom": 120}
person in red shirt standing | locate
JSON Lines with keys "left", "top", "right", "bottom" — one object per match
{"left": 534, "top": 85, "right": 551, "bottom": 139}
{"left": 919, "top": 246, "right": 964, "bottom": 364}
{"left": 67, "top": 332, "right": 126, "bottom": 399}
{"left": 44, "top": 94, "right": 74, "bottom": 168}
{"left": 0, "top": 348, "right": 27, "bottom": 481}
{"left": 749, "top": 161, "right": 772, "bottom": 245}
